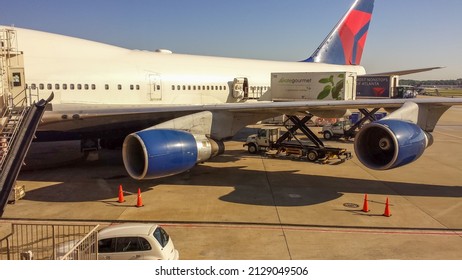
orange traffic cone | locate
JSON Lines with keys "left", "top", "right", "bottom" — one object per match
{"left": 118, "top": 185, "right": 125, "bottom": 203}
{"left": 362, "top": 194, "right": 370, "bottom": 212}
{"left": 136, "top": 188, "right": 144, "bottom": 207}
{"left": 383, "top": 197, "right": 391, "bottom": 217}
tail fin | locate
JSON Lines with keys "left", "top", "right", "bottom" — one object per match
{"left": 304, "top": 0, "right": 375, "bottom": 65}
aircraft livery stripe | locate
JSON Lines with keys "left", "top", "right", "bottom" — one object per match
{"left": 354, "top": 0, "right": 375, "bottom": 14}
{"left": 339, "top": 9, "right": 372, "bottom": 65}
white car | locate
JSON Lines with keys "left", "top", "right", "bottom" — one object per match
{"left": 97, "top": 223, "right": 179, "bottom": 260}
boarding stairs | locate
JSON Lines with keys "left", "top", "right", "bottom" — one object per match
{"left": 0, "top": 28, "right": 53, "bottom": 217}
{"left": 0, "top": 102, "right": 30, "bottom": 167}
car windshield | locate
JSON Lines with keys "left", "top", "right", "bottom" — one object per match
{"left": 153, "top": 227, "right": 169, "bottom": 248}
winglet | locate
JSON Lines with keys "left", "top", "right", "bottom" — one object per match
{"left": 304, "top": 0, "right": 375, "bottom": 65}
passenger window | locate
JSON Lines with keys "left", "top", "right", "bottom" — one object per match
{"left": 105, "top": 84, "right": 109, "bottom": 90}
{"left": 153, "top": 227, "right": 169, "bottom": 248}
{"left": 70, "top": 84, "right": 75, "bottom": 90}
{"left": 130, "top": 85, "right": 134, "bottom": 90}
{"left": 62, "top": 84, "right": 67, "bottom": 90}
{"left": 118, "top": 84, "right": 122, "bottom": 90}
{"left": 98, "top": 238, "right": 115, "bottom": 253}
{"left": 171, "top": 85, "right": 175, "bottom": 90}
{"left": 31, "top": 84, "right": 37, "bottom": 90}
{"left": 47, "top": 84, "right": 52, "bottom": 90}
{"left": 177, "top": 85, "right": 180, "bottom": 90}
{"left": 136, "top": 85, "right": 140, "bottom": 90}
{"left": 39, "top": 84, "right": 44, "bottom": 90}
{"left": 91, "top": 84, "right": 96, "bottom": 90}
{"left": 84, "top": 84, "right": 89, "bottom": 90}
{"left": 116, "top": 237, "right": 142, "bottom": 252}
{"left": 55, "top": 84, "right": 60, "bottom": 90}
{"left": 156, "top": 85, "right": 161, "bottom": 90}
{"left": 77, "top": 84, "right": 82, "bottom": 90}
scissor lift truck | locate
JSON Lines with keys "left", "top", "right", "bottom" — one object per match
{"left": 243, "top": 114, "right": 352, "bottom": 163}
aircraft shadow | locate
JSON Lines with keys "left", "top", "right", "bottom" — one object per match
{"left": 18, "top": 148, "right": 462, "bottom": 207}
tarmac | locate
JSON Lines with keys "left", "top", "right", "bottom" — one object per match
{"left": 1, "top": 105, "right": 462, "bottom": 259}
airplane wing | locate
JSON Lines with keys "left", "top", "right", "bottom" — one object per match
{"left": 42, "top": 97, "right": 462, "bottom": 135}
{"left": 40, "top": 96, "right": 462, "bottom": 181}
{"left": 45, "top": 96, "right": 462, "bottom": 115}
{"left": 368, "top": 67, "right": 444, "bottom": 76}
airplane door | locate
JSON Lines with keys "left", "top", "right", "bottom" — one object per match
{"left": 232, "top": 77, "right": 249, "bottom": 100}
{"left": 9, "top": 67, "right": 26, "bottom": 105}
{"left": 148, "top": 74, "right": 162, "bottom": 101}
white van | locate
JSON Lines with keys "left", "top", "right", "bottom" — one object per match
{"left": 97, "top": 223, "right": 179, "bottom": 260}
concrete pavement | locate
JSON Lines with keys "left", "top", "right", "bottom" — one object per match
{"left": 1, "top": 105, "right": 462, "bottom": 259}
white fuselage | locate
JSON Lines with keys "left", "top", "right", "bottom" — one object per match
{"left": 10, "top": 26, "right": 366, "bottom": 108}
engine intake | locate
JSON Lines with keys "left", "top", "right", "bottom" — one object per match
{"left": 123, "top": 129, "right": 224, "bottom": 180}
{"left": 354, "top": 119, "right": 432, "bottom": 170}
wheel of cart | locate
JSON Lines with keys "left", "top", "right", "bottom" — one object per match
{"left": 307, "top": 150, "right": 319, "bottom": 162}
{"left": 247, "top": 143, "right": 258, "bottom": 154}
{"left": 323, "top": 131, "right": 332, "bottom": 140}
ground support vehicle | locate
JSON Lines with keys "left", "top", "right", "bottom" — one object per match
{"left": 320, "top": 120, "right": 355, "bottom": 140}
{"left": 320, "top": 108, "right": 384, "bottom": 141}
{"left": 244, "top": 115, "right": 352, "bottom": 164}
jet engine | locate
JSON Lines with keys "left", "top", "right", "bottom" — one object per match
{"left": 354, "top": 119, "right": 433, "bottom": 170}
{"left": 122, "top": 129, "right": 224, "bottom": 180}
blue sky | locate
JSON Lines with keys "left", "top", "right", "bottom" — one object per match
{"left": 1, "top": 0, "right": 461, "bottom": 80}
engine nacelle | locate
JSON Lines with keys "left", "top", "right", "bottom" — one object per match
{"left": 123, "top": 129, "right": 224, "bottom": 180}
{"left": 354, "top": 119, "right": 432, "bottom": 170}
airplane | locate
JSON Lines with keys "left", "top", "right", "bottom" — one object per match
{"left": 1, "top": 0, "right": 462, "bottom": 181}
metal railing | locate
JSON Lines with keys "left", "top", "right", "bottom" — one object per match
{"left": 0, "top": 103, "right": 29, "bottom": 170}
{"left": 0, "top": 222, "right": 99, "bottom": 260}
{"left": 1, "top": 28, "right": 21, "bottom": 104}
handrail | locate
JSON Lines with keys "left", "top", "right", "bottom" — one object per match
{"left": 59, "top": 224, "right": 100, "bottom": 260}
{"left": 0, "top": 93, "right": 54, "bottom": 216}
{"left": 0, "top": 232, "right": 13, "bottom": 260}
{"left": 0, "top": 104, "right": 29, "bottom": 170}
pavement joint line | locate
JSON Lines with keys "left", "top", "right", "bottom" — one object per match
{"left": 261, "top": 155, "right": 293, "bottom": 260}
{"left": 2, "top": 218, "right": 462, "bottom": 237}
{"left": 434, "top": 130, "right": 462, "bottom": 140}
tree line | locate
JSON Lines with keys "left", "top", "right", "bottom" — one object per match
{"left": 400, "top": 79, "right": 462, "bottom": 86}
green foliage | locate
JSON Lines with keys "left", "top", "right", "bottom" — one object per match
{"left": 317, "top": 85, "right": 332, "bottom": 99}
{"left": 400, "top": 79, "right": 462, "bottom": 86}
{"left": 332, "top": 79, "right": 344, "bottom": 99}
{"left": 317, "top": 74, "right": 345, "bottom": 100}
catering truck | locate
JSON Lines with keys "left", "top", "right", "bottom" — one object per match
{"left": 271, "top": 72, "right": 357, "bottom": 101}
